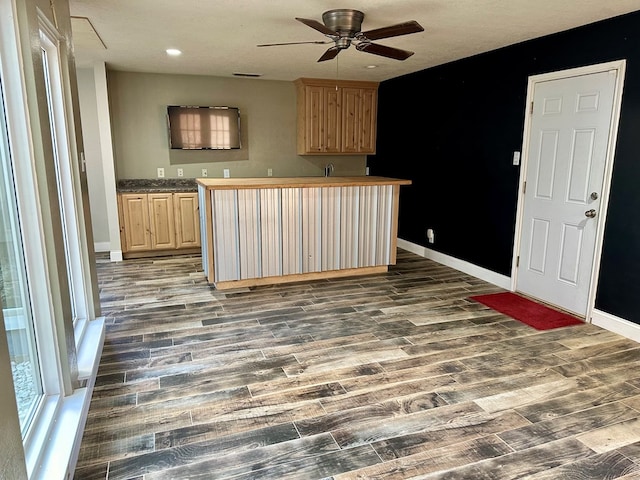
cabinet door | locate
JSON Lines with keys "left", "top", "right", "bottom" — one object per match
{"left": 324, "top": 86, "right": 341, "bottom": 153}
{"left": 120, "top": 193, "right": 152, "bottom": 252}
{"left": 305, "top": 85, "right": 324, "bottom": 153}
{"left": 148, "top": 193, "right": 176, "bottom": 250}
{"left": 359, "top": 87, "right": 377, "bottom": 153}
{"left": 174, "top": 192, "right": 200, "bottom": 248}
{"left": 117, "top": 193, "right": 126, "bottom": 251}
{"left": 303, "top": 85, "right": 341, "bottom": 153}
{"left": 342, "top": 87, "right": 377, "bottom": 154}
{"left": 341, "top": 87, "right": 360, "bottom": 154}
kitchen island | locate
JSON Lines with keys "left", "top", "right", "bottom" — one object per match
{"left": 197, "top": 176, "right": 411, "bottom": 290}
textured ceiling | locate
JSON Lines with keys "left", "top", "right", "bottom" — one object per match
{"left": 69, "top": 0, "right": 640, "bottom": 82}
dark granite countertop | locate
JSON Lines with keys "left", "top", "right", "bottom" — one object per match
{"left": 116, "top": 178, "right": 198, "bottom": 193}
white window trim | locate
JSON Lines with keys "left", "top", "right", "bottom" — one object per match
{"left": 39, "top": 15, "right": 91, "bottom": 343}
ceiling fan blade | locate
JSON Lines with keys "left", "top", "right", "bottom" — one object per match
{"left": 318, "top": 47, "right": 340, "bottom": 62}
{"left": 356, "top": 42, "right": 415, "bottom": 60}
{"left": 360, "top": 20, "right": 424, "bottom": 41}
{"left": 295, "top": 17, "right": 338, "bottom": 36}
{"left": 257, "top": 40, "right": 331, "bottom": 47}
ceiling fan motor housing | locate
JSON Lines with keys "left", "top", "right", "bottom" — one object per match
{"left": 322, "top": 9, "right": 365, "bottom": 36}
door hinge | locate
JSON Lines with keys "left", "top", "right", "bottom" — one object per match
{"left": 516, "top": 256, "right": 520, "bottom": 267}
{"left": 530, "top": 101, "right": 534, "bottom": 114}
{"left": 523, "top": 181, "right": 526, "bottom": 194}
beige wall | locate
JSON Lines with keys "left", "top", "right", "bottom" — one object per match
{"left": 107, "top": 71, "right": 366, "bottom": 180}
{"left": 77, "top": 68, "right": 110, "bottom": 247}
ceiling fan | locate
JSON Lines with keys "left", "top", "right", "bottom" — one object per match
{"left": 257, "top": 9, "right": 424, "bottom": 62}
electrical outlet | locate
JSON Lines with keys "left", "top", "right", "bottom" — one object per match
{"left": 201, "top": 168, "right": 208, "bottom": 177}
{"left": 157, "top": 167, "right": 165, "bottom": 178}
{"left": 223, "top": 168, "right": 230, "bottom": 178}
{"left": 177, "top": 168, "right": 184, "bottom": 177}
{"left": 267, "top": 168, "right": 273, "bottom": 177}
{"left": 427, "top": 228, "right": 435, "bottom": 244}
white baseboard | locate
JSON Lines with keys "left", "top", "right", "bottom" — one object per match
{"left": 397, "top": 238, "right": 640, "bottom": 343}
{"left": 94, "top": 243, "right": 123, "bottom": 262}
{"left": 93, "top": 241, "right": 110, "bottom": 252}
{"left": 591, "top": 309, "right": 640, "bottom": 343}
{"left": 397, "top": 238, "right": 511, "bottom": 289}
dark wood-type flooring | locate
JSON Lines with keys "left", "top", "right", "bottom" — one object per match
{"left": 74, "top": 249, "right": 640, "bottom": 479}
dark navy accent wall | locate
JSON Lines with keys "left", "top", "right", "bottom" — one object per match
{"left": 369, "top": 10, "right": 640, "bottom": 324}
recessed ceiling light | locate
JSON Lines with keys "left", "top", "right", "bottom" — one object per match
{"left": 166, "top": 48, "right": 182, "bottom": 56}
{"left": 366, "top": 65, "right": 378, "bottom": 69}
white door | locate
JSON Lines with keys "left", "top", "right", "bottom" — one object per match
{"left": 516, "top": 68, "right": 620, "bottom": 317}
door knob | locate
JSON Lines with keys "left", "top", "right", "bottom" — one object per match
{"left": 585, "top": 209, "right": 597, "bottom": 218}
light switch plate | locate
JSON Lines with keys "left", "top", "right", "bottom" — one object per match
{"left": 513, "top": 151, "right": 521, "bottom": 166}
{"left": 201, "top": 168, "right": 208, "bottom": 177}
{"left": 223, "top": 169, "right": 230, "bottom": 178}
{"left": 267, "top": 168, "right": 273, "bottom": 177}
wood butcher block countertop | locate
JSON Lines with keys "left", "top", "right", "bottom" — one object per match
{"left": 196, "top": 176, "right": 412, "bottom": 190}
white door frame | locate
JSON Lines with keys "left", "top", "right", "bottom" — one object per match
{"left": 511, "top": 59, "right": 626, "bottom": 322}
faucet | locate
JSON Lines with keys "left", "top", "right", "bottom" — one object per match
{"left": 324, "top": 163, "right": 334, "bottom": 177}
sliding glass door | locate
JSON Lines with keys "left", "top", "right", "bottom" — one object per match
{"left": 0, "top": 77, "right": 43, "bottom": 433}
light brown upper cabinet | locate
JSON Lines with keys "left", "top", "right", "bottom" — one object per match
{"left": 295, "top": 78, "right": 379, "bottom": 155}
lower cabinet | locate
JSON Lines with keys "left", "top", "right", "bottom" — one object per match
{"left": 173, "top": 192, "right": 201, "bottom": 248}
{"left": 118, "top": 192, "right": 200, "bottom": 256}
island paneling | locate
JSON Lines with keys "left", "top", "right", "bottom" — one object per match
{"left": 197, "top": 176, "right": 411, "bottom": 290}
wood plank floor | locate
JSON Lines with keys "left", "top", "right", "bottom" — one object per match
{"left": 74, "top": 249, "right": 640, "bottom": 479}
